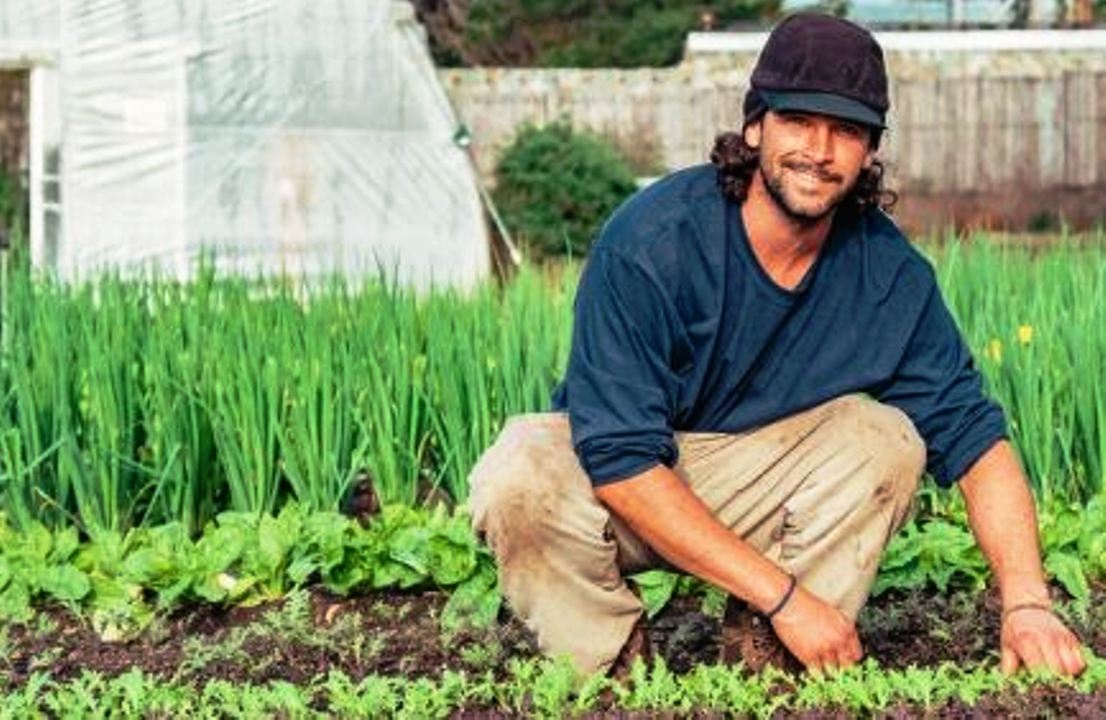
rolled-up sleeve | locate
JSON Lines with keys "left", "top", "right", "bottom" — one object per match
{"left": 563, "top": 247, "right": 684, "bottom": 486}
{"left": 877, "top": 272, "right": 1007, "bottom": 488}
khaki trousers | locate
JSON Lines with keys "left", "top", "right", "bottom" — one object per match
{"left": 469, "top": 394, "right": 925, "bottom": 677}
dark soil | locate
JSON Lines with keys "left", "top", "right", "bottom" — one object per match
{"left": 1, "top": 588, "right": 537, "bottom": 688}
{"left": 3, "top": 581, "right": 1105, "bottom": 716}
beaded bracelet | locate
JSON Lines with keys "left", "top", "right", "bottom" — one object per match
{"left": 1002, "top": 602, "right": 1053, "bottom": 621}
{"left": 765, "top": 574, "right": 798, "bottom": 619}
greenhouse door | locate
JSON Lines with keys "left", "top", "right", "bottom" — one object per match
{"left": 62, "top": 39, "right": 186, "bottom": 278}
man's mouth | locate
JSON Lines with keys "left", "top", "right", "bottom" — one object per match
{"left": 783, "top": 162, "right": 842, "bottom": 185}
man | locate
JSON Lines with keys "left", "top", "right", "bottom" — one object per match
{"left": 469, "top": 12, "right": 1086, "bottom": 678}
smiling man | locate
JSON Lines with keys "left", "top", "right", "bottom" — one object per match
{"left": 469, "top": 12, "right": 1086, "bottom": 678}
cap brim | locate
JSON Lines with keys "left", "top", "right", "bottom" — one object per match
{"left": 759, "top": 90, "right": 885, "bottom": 129}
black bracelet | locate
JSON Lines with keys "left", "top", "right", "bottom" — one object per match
{"left": 765, "top": 573, "right": 798, "bottom": 619}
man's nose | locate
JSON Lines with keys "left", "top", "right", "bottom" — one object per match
{"left": 806, "top": 123, "right": 835, "bottom": 163}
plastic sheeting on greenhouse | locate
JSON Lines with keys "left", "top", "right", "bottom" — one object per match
{"left": 0, "top": 1, "right": 490, "bottom": 289}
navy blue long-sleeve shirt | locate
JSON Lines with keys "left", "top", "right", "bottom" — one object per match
{"left": 550, "top": 164, "right": 1006, "bottom": 488}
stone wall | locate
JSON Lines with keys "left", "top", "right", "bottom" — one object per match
{"left": 441, "top": 33, "right": 1106, "bottom": 232}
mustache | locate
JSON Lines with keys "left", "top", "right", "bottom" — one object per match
{"left": 781, "top": 159, "right": 843, "bottom": 184}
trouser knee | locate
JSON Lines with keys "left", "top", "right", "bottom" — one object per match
{"left": 827, "top": 395, "right": 926, "bottom": 516}
{"left": 469, "top": 414, "right": 593, "bottom": 561}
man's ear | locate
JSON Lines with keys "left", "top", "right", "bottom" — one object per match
{"left": 743, "top": 121, "right": 762, "bottom": 149}
{"left": 858, "top": 145, "right": 875, "bottom": 170}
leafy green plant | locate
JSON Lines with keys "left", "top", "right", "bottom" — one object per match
{"left": 630, "top": 570, "right": 727, "bottom": 619}
{"left": 0, "top": 520, "right": 89, "bottom": 622}
{"left": 2, "top": 489, "right": 1106, "bottom": 639}
{"left": 3, "top": 652, "right": 1106, "bottom": 716}
{"left": 493, "top": 121, "right": 639, "bottom": 260}
{"left": 874, "top": 518, "right": 989, "bottom": 596}
{"left": 0, "top": 503, "right": 498, "bottom": 639}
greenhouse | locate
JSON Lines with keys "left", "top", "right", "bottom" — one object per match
{"left": 0, "top": 0, "right": 489, "bottom": 289}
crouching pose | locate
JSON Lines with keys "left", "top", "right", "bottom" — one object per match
{"left": 470, "top": 12, "right": 1086, "bottom": 678}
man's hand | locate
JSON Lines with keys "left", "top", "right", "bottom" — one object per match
{"left": 595, "top": 464, "right": 866, "bottom": 672}
{"left": 959, "top": 441, "right": 1088, "bottom": 677}
{"left": 770, "top": 586, "right": 863, "bottom": 671}
{"left": 1000, "top": 606, "right": 1086, "bottom": 676}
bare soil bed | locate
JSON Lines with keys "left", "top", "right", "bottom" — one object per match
{"left": 3, "top": 582, "right": 1105, "bottom": 717}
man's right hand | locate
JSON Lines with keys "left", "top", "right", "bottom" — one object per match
{"left": 595, "top": 465, "right": 865, "bottom": 672}
{"left": 769, "top": 585, "right": 864, "bottom": 671}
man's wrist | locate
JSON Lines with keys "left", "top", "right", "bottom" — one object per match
{"left": 748, "top": 570, "right": 798, "bottom": 616}
{"left": 1002, "top": 601, "right": 1053, "bottom": 622}
{"left": 999, "top": 575, "right": 1051, "bottom": 610}
{"left": 765, "top": 573, "right": 798, "bottom": 619}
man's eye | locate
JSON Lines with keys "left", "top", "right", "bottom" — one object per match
{"left": 836, "top": 123, "right": 863, "bottom": 138}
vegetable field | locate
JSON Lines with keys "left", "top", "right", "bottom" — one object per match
{"left": 2, "top": 235, "right": 1106, "bottom": 717}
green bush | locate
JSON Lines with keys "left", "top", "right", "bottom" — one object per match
{"left": 538, "top": 6, "right": 707, "bottom": 68}
{"left": 492, "top": 122, "right": 639, "bottom": 259}
{"left": 414, "top": 1, "right": 781, "bottom": 68}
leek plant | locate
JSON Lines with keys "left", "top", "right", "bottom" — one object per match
{"left": 351, "top": 282, "right": 429, "bottom": 506}
{"left": 278, "top": 277, "right": 368, "bottom": 511}
{"left": 935, "top": 235, "right": 1106, "bottom": 501}
{"left": 0, "top": 271, "right": 75, "bottom": 529}
{"left": 0, "top": 237, "right": 1102, "bottom": 536}
{"left": 137, "top": 272, "right": 221, "bottom": 534}
{"left": 205, "top": 279, "right": 290, "bottom": 517}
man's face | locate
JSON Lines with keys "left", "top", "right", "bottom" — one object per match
{"left": 744, "top": 110, "right": 876, "bottom": 223}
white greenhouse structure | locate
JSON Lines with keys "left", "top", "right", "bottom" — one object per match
{"left": 0, "top": 0, "right": 491, "bottom": 289}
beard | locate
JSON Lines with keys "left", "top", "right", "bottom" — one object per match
{"left": 760, "top": 156, "right": 855, "bottom": 225}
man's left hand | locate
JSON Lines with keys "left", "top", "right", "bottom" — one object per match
{"left": 1000, "top": 605, "right": 1086, "bottom": 676}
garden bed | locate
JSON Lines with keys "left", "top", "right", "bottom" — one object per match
{"left": 1, "top": 241, "right": 1104, "bottom": 716}
{"left": 3, "top": 582, "right": 1104, "bottom": 716}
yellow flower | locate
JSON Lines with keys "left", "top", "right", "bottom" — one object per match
{"left": 1017, "top": 324, "right": 1034, "bottom": 345}
{"left": 986, "top": 338, "right": 1003, "bottom": 363}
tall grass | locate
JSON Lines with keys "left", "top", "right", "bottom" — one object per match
{"left": 934, "top": 235, "right": 1106, "bottom": 499}
{"left": 0, "top": 237, "right": 1103, "bottom": 536}
{"left": 0, "top": 264, "right": 575, "bottom": 534}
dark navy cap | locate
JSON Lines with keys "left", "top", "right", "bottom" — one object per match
{"left": 743, "top": 12, "right": 889, "bottom": 129}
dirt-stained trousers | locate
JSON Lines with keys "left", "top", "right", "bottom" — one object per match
{"left": 469, "top": 394, "right": 926, "bottom": 677}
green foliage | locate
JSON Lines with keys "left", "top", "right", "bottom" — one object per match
{"left": 534, "top": 6, "right": 722, "bottom": 68}
{"left": 632, "top": 570, "right": 726, "bottom": 618}
{"left": 493, "top": 122, "right": 638, "bottom": 260}
{"left": 5, "top": 654, "right": 1104, "bottom": 716}
{"left": 3, "top": 237, "right": 1106, "bottom": 535}
{"left": 0, "top": 264, "right": 575, "bottom": 533}
{"left": 441, "top": 564, "right": 501, "bottom": 634}
{"left": 0, "top": 520, "right": 88, "bottom": 623}
{"left": 630, "top": 492, "right": 1106, "bottom": 613}
{"left": 416, "top": 1, "right": 781, "bottom": 67}
{"left": 6, "top": 491, "right": 1098, "bottom": 638}
{"left": 1037, "top": 497, "right": 1106, "bottom": 602}
{"left": 874, "top": 518, "right": 989, "bottom": 596}
{"left": 0, "top": 504, "right": 498, "bottom": 640}
{"left": 933, "top": 239, "right": 1106, "bottom": 501}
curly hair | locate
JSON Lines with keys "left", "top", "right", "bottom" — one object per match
{"left": 709, "top": 129, "right": 897, "bottom": 215}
